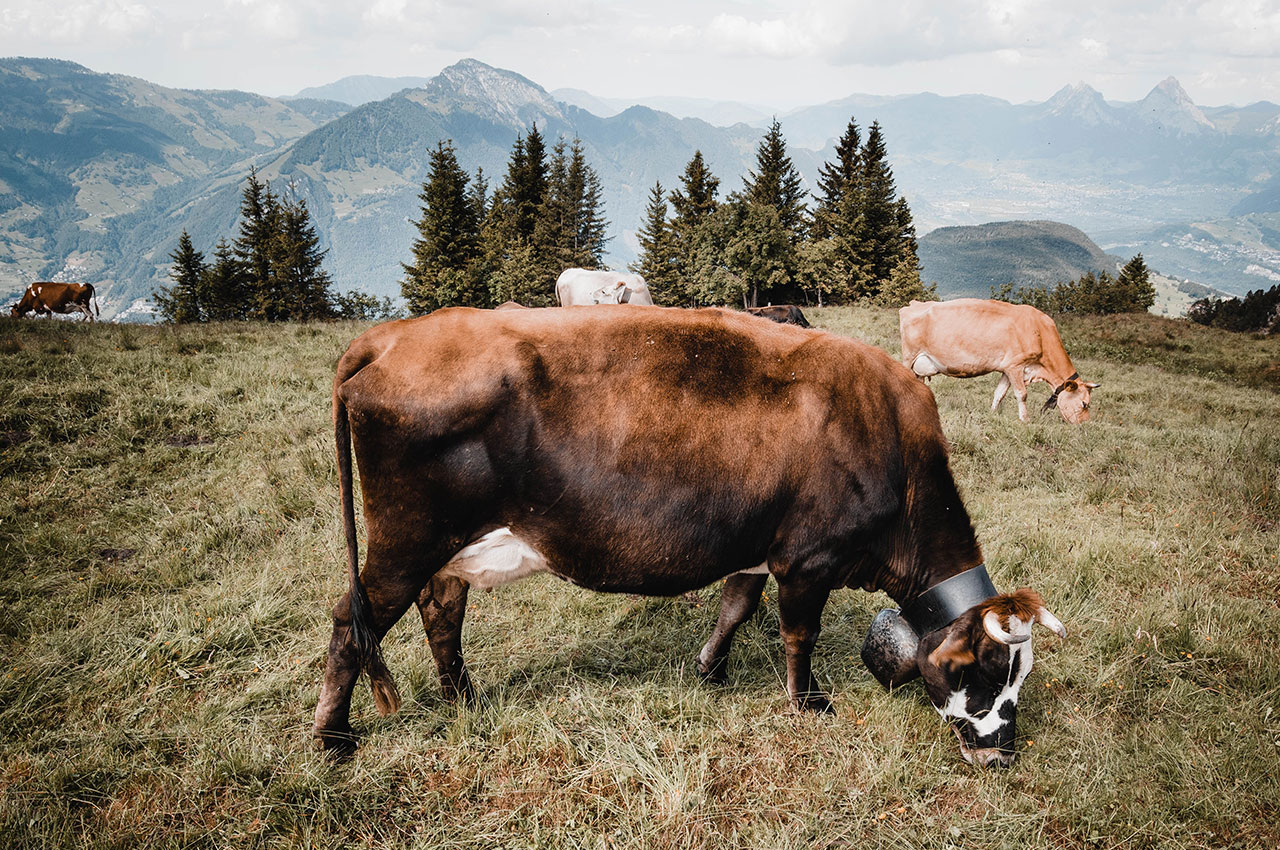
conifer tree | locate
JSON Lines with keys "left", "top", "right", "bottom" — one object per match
{"left": 155, "top": 230, "right": 206, "bottom": 323}
{"left": 402, "top": 139, "right": 485, "bottom": 313}
{"left": 743, "top": 119, "right": 807, "bottom": 237}
{"left": 200, "top": 238, "right": 250, "bottom": 321}
{"left": 1117, "top": 253, "right": 1155, "bottom": 312}
{"left": 270, "top": 189, "right": 337, "bottom": 320}
{"left": 669, "top": 151, "right": 720, "bottom": 285}
{"left": 566, "top": 139, "right": 609, "bottom": 268}
{"left": 631, "top": 180, "right": 678, "bottom": 304}
{"left": 234, "top": 167, "right": 281, "bottom": 320}
{"left": 811, "top": 118, "right": 861, "bottom": 241}
{"left": 860, "top": 121, "right": 902, "bottom": 286}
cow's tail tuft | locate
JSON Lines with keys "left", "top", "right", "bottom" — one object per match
{"left": 334, "top": 385, "right": 401, "bottom": 715}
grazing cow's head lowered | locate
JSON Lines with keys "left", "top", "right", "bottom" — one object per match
{"left": 1043, "top": 377, "right": 1100, "bottom": 424}
{"left": 916, "top": 590, "right": 1066, "bottom": 766}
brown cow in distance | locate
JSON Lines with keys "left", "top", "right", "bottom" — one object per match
{"left": 10, "top": 282, "right": 99, "bottom": 322}
{"left": 313, "top": 306, "right": 1066, "bottom": 765}
{"left": 747, "top": 304, "right": 811, "bottom": 327}
{"left": 899, "top": 298, "right": 1099, "bottom": 423}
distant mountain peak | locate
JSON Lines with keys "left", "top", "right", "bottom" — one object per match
{"left": 1137, "top": 76, "right": 1215, "bottom": 134}
{"left": 1040, "top": 81, "right": 1118, "bottom": 126}
{"left": 425, "top": 58, "right": 563, "bottom": 123}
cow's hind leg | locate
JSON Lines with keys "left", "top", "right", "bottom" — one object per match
{"left": 991, "top": 373, "right": 1011, "bottom": 411}
{"left": 313, "top": 541, "right": 434, "bottom": 754}
{"left": 776, "top": 578, "right": 834, "bottom": 714}
{"left": 416, "top": 573, "right": 475, "bottom": 703}
{"left": 697, "top": 571, "right": 768, "bottom": 683}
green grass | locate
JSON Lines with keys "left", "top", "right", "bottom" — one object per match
{"left": 1, "top": 309, "right": 1278, "bottom": 849}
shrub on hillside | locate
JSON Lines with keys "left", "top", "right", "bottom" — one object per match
{"left": 992, "top": 254, "right": 1155, "bottom": 315}
{"left": 1187, "top": 284, "right": 1280, "bottom": 333}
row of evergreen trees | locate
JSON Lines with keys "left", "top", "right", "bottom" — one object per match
{"left": 156, "top": 169, "right": 397, "bottom": 323}
{"left": 400, "top": 128, "right": 609, "bottom": 312}
{"left": 1187, "top": 284, "right": 1280, "bottom": 332}
{"left": 990, "top": 254, "right": 1156, "bottom": 315}
{"left": 631, "top": 119, "right": 933, "bottom": 308}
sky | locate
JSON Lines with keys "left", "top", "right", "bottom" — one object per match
{"left": 3, "top": 0, "right": 1280, "bottom": 108}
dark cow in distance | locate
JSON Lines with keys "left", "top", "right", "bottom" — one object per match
{"left": 10, "top": 282, "right": 99, "bottom": 322}
{"left": 747, "top": 304, "right": 811, "bottom": 327}
{"left": 315, "top": 306, "right": 1066, "bottom": 765}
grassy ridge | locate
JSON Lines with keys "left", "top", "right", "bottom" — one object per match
{"left": 1, "top": 309, "right": 1277, "bottom": 849}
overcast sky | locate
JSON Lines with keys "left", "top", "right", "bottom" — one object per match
{"left": 3, "top": 0, "right": 1280, "bottom": 108}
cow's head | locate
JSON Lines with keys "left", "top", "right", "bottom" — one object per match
{"left": 916, "top": 589, "right": 1066, "bottom": 766}
{"left": 1045, "top": 379, "right": 1099, "bottom": 424}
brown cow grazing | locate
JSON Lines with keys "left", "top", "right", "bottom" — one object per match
{"left": 10, "top": 282, "right": 99, "bottom": 322}
{"left": 899, "top": 298, "right": 1099, "bottom": 424}
{"left": 747, "top": 304, "right": 811, "bottom": 327}
{"left": 314, "top": 306, "right": 1066, "bottom": 764}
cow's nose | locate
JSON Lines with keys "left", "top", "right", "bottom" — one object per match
{"left": 965, "top": 746, "right": 1016, "bottom": 767}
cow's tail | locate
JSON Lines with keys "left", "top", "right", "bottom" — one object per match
{"left": 90, "top": 284, "right": 99, "bottom": 318}
{"left": 334, "top": 385, "right": 401, "bottom": 716}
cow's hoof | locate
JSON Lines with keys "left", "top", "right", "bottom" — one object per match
{"left": 794, "top": 693, "right": 835, "bottom": 715}
{"left": 695, "top": 654, "right": 728, "bottom": 685}
{"left": 313, "top": 727, "right": 358, "bottom": 759}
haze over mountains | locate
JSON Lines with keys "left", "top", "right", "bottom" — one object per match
{"left": 3, "top": 56, "right": 1279, "bottom": 320}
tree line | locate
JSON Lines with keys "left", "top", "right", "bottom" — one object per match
{"left": 400, "top": 128, "right": 608, "bottom": 312}
{"left": 1187, "top": 284, "right": 1280, "bottom": 333}
{"left": 990, "top": 254, "right": 1156, "bottom": 315}
{"left": 404, "top": 116, "right": 933, "bottom": 313}
{"left": 630, "top": 118, "right": 932, "bottom": 309}
{"left": 155, "top": 168, "right": 398, "bottom": 323}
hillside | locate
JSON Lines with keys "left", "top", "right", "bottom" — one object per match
{"left": 1, "top": 308, "right": 1276, "bottom": 847}
{"left": 6, "top": 58, "right": 1280, "bottom": 317}
{"left": 918, "top": 220, "right": 1117, "bottom": 297}
{"left": 0, "top": 58, "right": 351, "bottom": 317}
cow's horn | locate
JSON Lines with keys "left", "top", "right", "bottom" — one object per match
{"left": 983, "top": 610, "right": 1030, "bottom": 645}
{"left": 1035, "top": 607, "right": 1067, "bottom": 638}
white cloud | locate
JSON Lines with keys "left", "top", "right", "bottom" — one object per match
{"left": 1, "top": 0, "right": 158, "bottom": 43}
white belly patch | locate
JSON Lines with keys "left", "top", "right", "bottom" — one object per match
{"left": 733, "top": 562, "right": 770, "bottom": 576}
{"left": 436, "top": 527, "right": 550, "bottom": 590}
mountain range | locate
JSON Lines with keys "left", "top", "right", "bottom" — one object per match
{"left": 2, "top": 56, "right": 1279, "bottom": 320}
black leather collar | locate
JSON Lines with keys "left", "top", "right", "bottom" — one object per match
{"left": 1042, "top": 371, "right": 1080, "bottom": 412}
{"left": 899, "top": 565, "right": 998, "bottom": 637}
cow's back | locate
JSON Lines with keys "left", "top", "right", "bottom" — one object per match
{"left": 338, "top": 306, "right": 941, "bottom": 592}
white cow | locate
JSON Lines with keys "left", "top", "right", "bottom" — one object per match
{"left": 555, "top": 268, "right": 654, "bottom": 307}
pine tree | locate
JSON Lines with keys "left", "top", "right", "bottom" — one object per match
{"left": 234, "top": 167, "right": 281, "bottom": 320}
{"left": 155, "top": 231, "right": 206, "bottom": 323}
{"left": 200, "top": 238, "right": 250, "bottom": 321}
{"left": 566, "top": 139, "right": 609, "bottom": 268}
{"left": 743, "top": 119, "right": 807, "bottom": 236}
{"left": 402, "top": 139, "right": 485, "bottom": 313}
{"left": 669, "top": 151, "right": 720, "bottom": 286}
{"left": 631, "top": 180, "right": 679, "bottom": 304}
{"left": 811, "top": 118, "right": 861, "bottom": 241}
{"left": 860, "top": 121, "right": 902, "bottom": 287}
{"left": 270, "top": 189, "right": 337, "bottom": 321}
{"left": 1117, "top": 253, "right": 1155, "bottom": 312}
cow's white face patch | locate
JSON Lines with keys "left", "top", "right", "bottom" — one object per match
{"left": 437, "top": 527, "right": 549, "bottom": 590}
{"left": 934, "top": 639, "right": 1033, "bottom": 737}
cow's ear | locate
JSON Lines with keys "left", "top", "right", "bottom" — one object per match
{"left": 927, "top": 628, "right": 975, "bottom": 672}
{"left": 1062, "top": 380, "right": 1079, "bottom": 392}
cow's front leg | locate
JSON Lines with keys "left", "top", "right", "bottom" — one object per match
{"left": 416, "top": 573, "right": 474, "bottom": 703}
{"left": 776, "top": 579, "right": 834, "bottom": 714}
{"left": 697, "top": 571, "right": 768, "bottom": 683}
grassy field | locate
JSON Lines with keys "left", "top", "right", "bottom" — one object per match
{"left": 1, "top": 307, "right": 1277, "bottom": 849}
